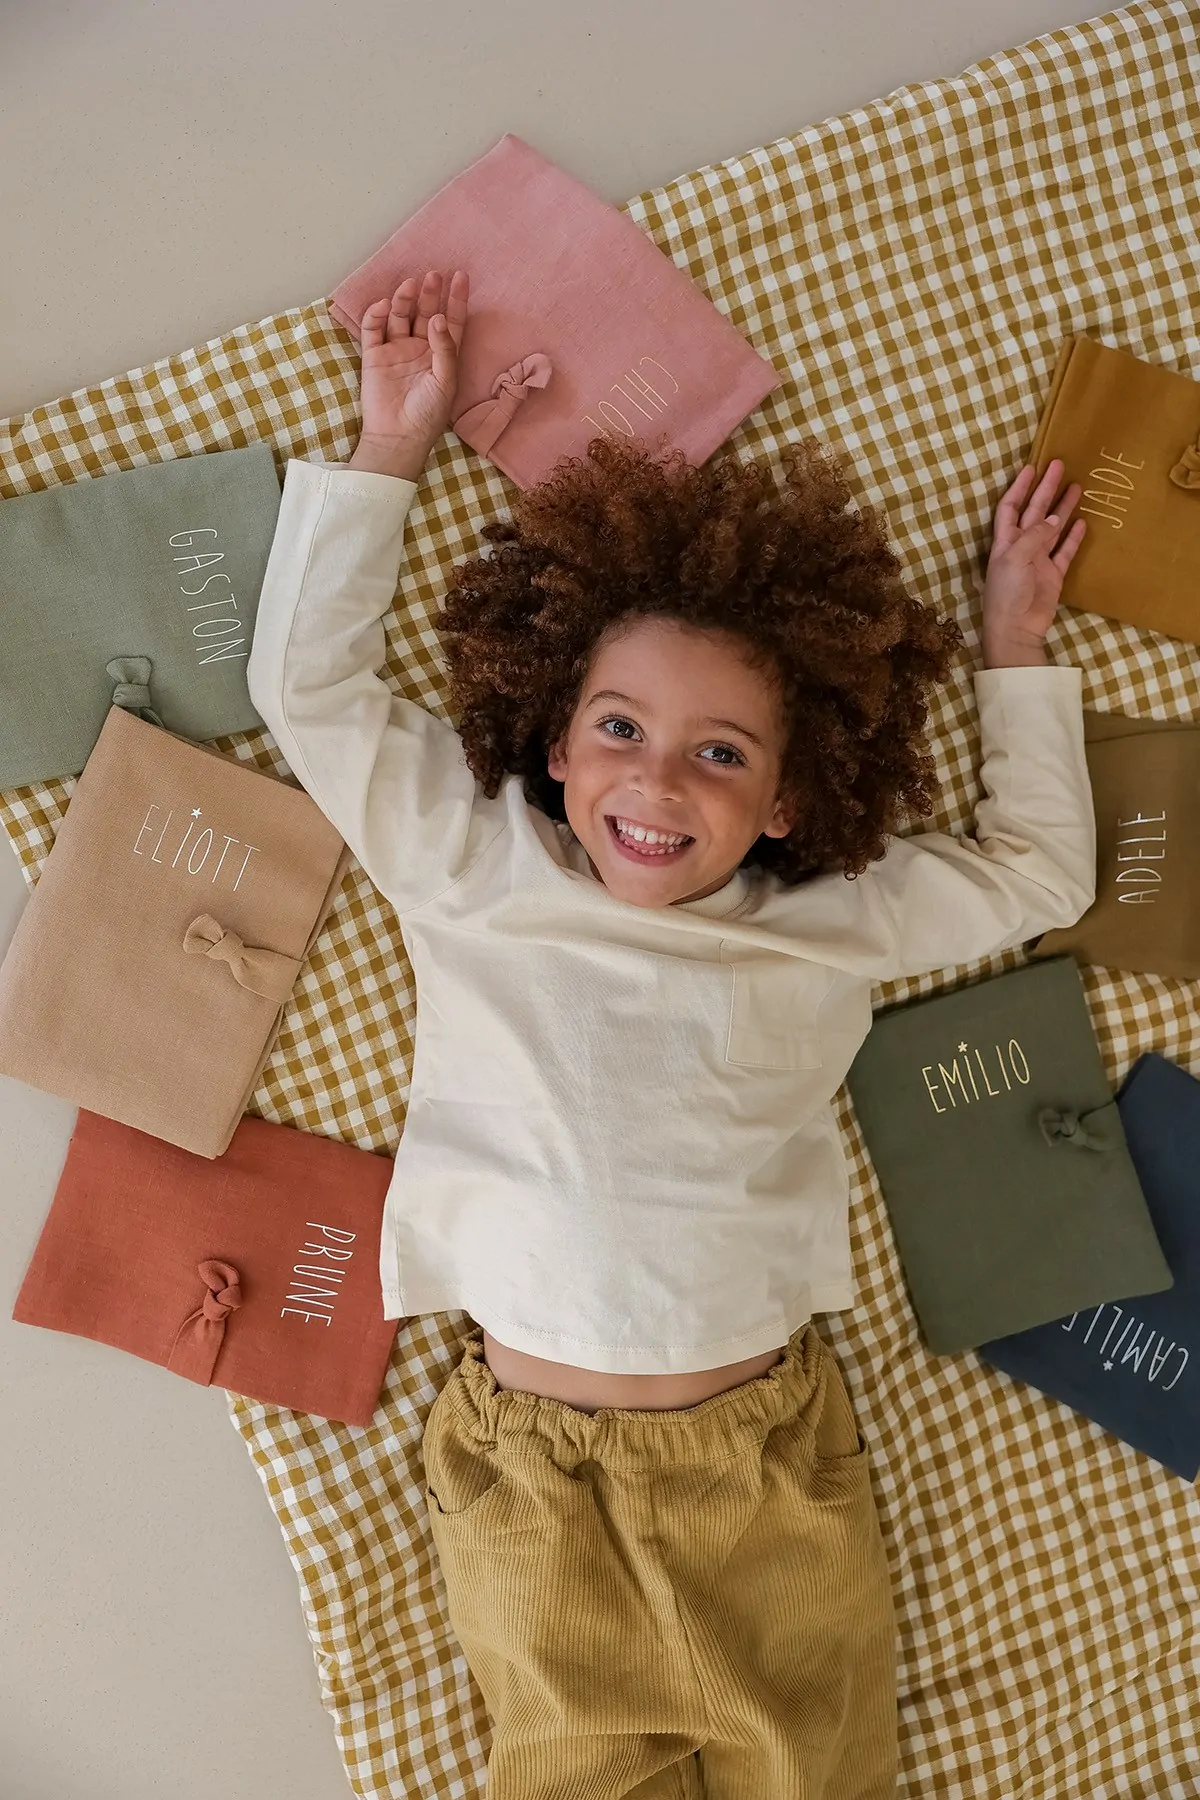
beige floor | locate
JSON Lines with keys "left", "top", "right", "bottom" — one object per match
{"left": 1, "top": 3, "right": 1094, "bottom": 1795}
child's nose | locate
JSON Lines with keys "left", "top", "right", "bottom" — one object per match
{"left": 630, "top": 748, "right": 686, "bottom": 803}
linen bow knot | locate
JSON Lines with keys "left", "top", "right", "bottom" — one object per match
{"left": 182, "top": 914, "right": 304, "bottom": 1004}
{"left": 166, "top": 1259, "right": 242, "bottom": 1384}
{"left": 1169, "top": 437, "right": 1200, "bottom": 491}
{"left": 106, "top": 656, "right": 164, "bottom": 725}
{"left": 453, "top": 353, "right": 553, "bottom": 456}
{"left": 1038, "top": 1106, "right": 1109, "bottom": 1152}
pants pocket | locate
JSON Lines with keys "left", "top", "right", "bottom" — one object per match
{"left": 423, "top": 1400, "right": 505, "bottom": 1522}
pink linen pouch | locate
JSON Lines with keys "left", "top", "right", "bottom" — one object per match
{"left": 329, "top": 134, "right": 780, "bottom": 488}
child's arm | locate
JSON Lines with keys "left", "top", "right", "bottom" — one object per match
{"left": 249, "top": 272, "right": 510, "bottom": 912}
{"left": 868, "top": 460, "right": 1094, "bottom": 975}
{"left": 765, "top": 463, "right": 1097, "bottom": 978}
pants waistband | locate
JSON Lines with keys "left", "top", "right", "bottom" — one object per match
{"left": 441, "top": 1323, "right": 829, "bottom": 1472}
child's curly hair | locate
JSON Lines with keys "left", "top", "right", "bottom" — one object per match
{"left": 439, "top": 437, "right": 961, "bottom": 883}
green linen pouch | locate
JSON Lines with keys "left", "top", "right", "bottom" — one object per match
{"left": 0, "top": 445, "right": 280, "bottom": 787}
{"left": 846, "top": 956, "right": 1172, "bottom": 1355}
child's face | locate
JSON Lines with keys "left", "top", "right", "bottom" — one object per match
{"left": 548, "top": 616, "right": 795, "bottom": 907}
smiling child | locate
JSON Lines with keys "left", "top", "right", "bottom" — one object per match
{"left": 248, "top": 270, "right": 1094, "bottom": 1799}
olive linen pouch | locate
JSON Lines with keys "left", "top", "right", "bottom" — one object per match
{"left": 0, "top": 707, "right": 346, "bottom": 1157}
{"left": 846, "top": 957, "right": 1171, "bottom": 1355}
{"left": 0, "top": 445, "right": 280, "bottom": 788}
{"left": 14, "top": 1111, "right": 400, "bottom": 1428}
{"left": 1029, "top": 335, "right": 1200, "bottom": 644}
{"left": 1034, "top": 710, "right": 1200, "bottom": 979}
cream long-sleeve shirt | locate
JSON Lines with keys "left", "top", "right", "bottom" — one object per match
{"left": 247, "top": 459, "right": 1096, "bottom": 1375}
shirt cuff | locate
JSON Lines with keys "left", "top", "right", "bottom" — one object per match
{"left": 291, "top": 455, "right": 420, "bottom": 506}
{"left": 974, "top": 663, "right": 1083, "bottom": 702}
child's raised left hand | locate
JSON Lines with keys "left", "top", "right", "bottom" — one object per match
{"left": 981, "top": 459, "right": 1086, "bottom": 668}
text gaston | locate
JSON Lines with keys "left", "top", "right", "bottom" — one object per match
{"left": 922, "top": 1037, "right": 1031, "bottom": 1113}
{"left": 170, "top": 527, "right": 249, "bottom": 665}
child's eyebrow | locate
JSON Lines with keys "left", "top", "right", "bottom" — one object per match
{"left": 699, "top": 716, "right": 766, "bottom": 750}
{"left": 586, "top": 689, "right": 640, "bottom": 708}
{"left": 587, "top": 689, "right": 766, "bottom": 752}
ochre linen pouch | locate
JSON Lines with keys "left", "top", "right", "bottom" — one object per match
{"left": 1035, "top": 709, "right": 1200, "bottom": 979}
{"left": 329, "top": 134, "right": 780, "bottom": 487}
{"left": 14, "top": 1111, "right": 400, "bottom": 1427}
{"left": 1029, "top": 336, "right": 1200, "bottom": 644}
{"left": 0, "top": 708, "right": 347, "bottom": 1156}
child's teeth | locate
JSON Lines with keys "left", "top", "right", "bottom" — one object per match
{"left": 614, "top": 818, "right": 688, "bottom": 853}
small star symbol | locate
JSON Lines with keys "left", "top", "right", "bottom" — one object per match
{"left": 191, "top": 808, "right": 202, "bottom": 818}
{"left": 957, "top": 1041, "right": 969, "bottom": 1053}
{"left": 1103, "top": 1361, "right": 1114, "bottom": 1371}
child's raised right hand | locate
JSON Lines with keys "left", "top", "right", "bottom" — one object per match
{"left": 349, "top": 270, "right": 469, "bottom": 482}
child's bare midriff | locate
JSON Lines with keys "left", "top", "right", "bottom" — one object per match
{"left": 483, "top": 1331, "right": 784, "bottom": 1411}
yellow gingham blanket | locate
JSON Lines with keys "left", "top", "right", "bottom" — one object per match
{"left": 4, "top": 3, "right": 1200, "bottom": 1791}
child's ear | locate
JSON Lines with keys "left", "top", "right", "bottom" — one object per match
{"left": 547, "top": 737, "right": 569, "bottom": 782}
{"left": 762, "top": 795, "right": 797, "bottom": 840}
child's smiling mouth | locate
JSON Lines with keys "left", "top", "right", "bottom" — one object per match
{"left": 606, "top": 815, "right": 695, "bottom": 861}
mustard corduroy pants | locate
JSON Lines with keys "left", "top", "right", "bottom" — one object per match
{"left": 424, "top": 1325, "right": 897, "bottom": 1798}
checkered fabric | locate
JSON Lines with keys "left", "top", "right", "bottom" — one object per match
{"left": 4, "top": 2, "right": 1199, "bottom": 1792}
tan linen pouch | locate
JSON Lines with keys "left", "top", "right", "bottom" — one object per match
{"left": 0, "top": 708, "right": 347, "bottom": 1156}
{"left": 1029, "top": 336, "right": 1200, "bottom": 644}
{"left": 1035, "top": 710, "right": 1200, "bottom": 980}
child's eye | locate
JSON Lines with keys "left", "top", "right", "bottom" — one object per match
{"left": 699, "top": 743, "right": 746, "bottom": 767}
{"left": 599, "top": 716, "right": 640, "bottom": 741}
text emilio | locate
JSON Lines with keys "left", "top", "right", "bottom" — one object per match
{"left": 922, "top": 1037, "right": 1031, "bottom": 1113}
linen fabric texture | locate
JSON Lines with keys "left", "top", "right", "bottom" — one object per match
{"left": 4, "top": 3, "right": 1200, "bottom": 1791}
{"left": 846, "top": 957, "right": 1171, "bottom": 1353}
{"left": 1030, "top": 335, "right": 1200, "bottom": 644}
{"left": 0, "top": 707, "right": 346, "bottom": 1157}
{"left": 14, "top": 1110, "right": 399, "bottom": 1426}
{"left": 424, "top": 1324, "right": 896, "bottom": 1799}
{"left": 980, "top": 1053, "right": 1200, "bottom": 1481}
{"left": 1035, "top": 708, "right": 1200, "bottom": 979}
{"left": 247, "top": 458, "right": 1096, "bottom": 1375}
{"left": 0, "top": 445, "right": 280, "bottom": 787}
{"left": 328, "top": 134, "right": 780, "bottom": 488}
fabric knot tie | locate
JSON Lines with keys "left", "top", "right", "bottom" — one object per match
{"left": 183, "top": 913, "right": 304, "bottom": 1004}
{"left": 166, "top": 1259, "right": 242, "bottom": 1385}
{"left": 106, "top": 656, "right": 163, "bottom": 726}
{"left": 1038, "top": 1106, "right": 1109, "bottom": 1152}
{"left": 1169, "top": 438, "right": 1200, "bottom": 490}
{"left": 200, "top": 1265, "right": 242, "bottom": 1322}
{"left": 453, "top": 353, "right": 553, "bottom": 457}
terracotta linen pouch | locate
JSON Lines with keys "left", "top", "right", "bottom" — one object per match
{"left": 0, "top": 446, "right": 281, "bottom": 788}
{"left": 329, "top": 133, "right": 780, "bottom": 488}
{"left": 0, "top": 707, "right": 347, "bottom": 1157}
{"left": 1035, "top": 709, "right": 1200, "bottom": 980}
{"left": 1029, "top": 335, "right": 1200, "bottom": 644}
{"left": 13, "top": 1111, "right": 401, "bottom": 1427}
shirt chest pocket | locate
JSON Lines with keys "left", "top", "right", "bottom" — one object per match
{"left": 720, "top": 946, "right": 834, "bottom": 1071}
